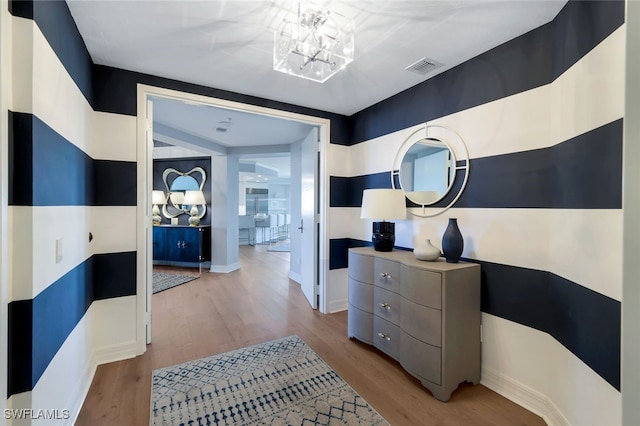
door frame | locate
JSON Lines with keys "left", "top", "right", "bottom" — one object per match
{"left": 135, "top": 84, "right": 330, "bottom": 353}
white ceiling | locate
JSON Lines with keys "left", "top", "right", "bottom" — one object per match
{"left": 68, "top": 0, "right": 567, "bottom": 116}
{"left": 67, "top": 0, "right": 567, "bottom": 179}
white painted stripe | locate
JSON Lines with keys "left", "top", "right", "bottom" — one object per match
{"left": 92, "top": 112, "right": 137, "bottom": 161}
{"left": 327, "top": 268, "right": 348, "bottom": 313}
{"left": 9, "top": 206, "right": 136, "bottom": 301}
{"left": 327, "top": 208, "right": 360, "bottom": 239}
{"left": 326, "top": 143, "right": 351, "bottom": 177}
{"left": 550, "top": 26, "right": 626, "bottom": 147}
{"left": 432, "top": 27, "right": 624, "bottom": 159}
{"left": 31, "top": 18, "right": 93, "bottom": 156}
{"left": 90, "top": 296, "right": 137, "bottom": 352}
{"left": 482, "top": 314, "right": 621, "bottom": 426}
{"left": 546, "top": 325, "right": 622, "bottom": 426}
{"left": 350, "top": 124, "right": 423, "bottom": 177}
{"left": 11, "top": 17, "right": 33, "bottom": 113}
{"left": 29, "top": 308, "right": 93, "bottom": 426}
{"left": 548, "top": 209, "right": 622, "bottom": 301}
{"left": 90, "top": 207, "right": 137, "bottom": 254}
{"left": 340, "top": 207, "right": 622, "bottom": 301}
{"left": 12, "top": 17, "right": 137, "bottom": 163}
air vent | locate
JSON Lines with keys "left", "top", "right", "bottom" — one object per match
{"left": 405, "top": 57, "right": 443, "bottom": 75}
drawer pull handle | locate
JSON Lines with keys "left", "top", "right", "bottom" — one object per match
{"left": 379, "top": 303, "right": 391, "bottom": 310}
{"left": 380, "top": 272, "right": 392, "bottom": 279}
{"left": 377, "top": 332, "right": 391, "bottom": 341}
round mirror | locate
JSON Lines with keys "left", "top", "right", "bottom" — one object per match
{"left": 392, "top": 124, "right": 470, "bottom": 217}
{"left": 399, "top": 138, "right": 456, "bottom": 205}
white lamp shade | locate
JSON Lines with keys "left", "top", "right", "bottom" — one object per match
{"left": 183, "top": 190, "right": 206, "bottom": 206}
{"left": 169, "top": 191, "right": 184, "bottom": 205}
{"left": 152, "top": 190, "right": 166, "bottom": 205}
{"left": 360, "top": 189, "right": 407, "bottom": 220}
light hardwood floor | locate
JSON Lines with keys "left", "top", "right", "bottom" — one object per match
{"left": 77, "top": 244, "right": 546, "bottom": 426}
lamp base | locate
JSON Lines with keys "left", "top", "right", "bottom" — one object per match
{"left": 372, "top": 221, "right": 395, "bottom": 252}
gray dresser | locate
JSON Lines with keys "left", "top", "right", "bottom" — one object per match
{"left": 348, "top": 247, "right": 481, "bottom": 401}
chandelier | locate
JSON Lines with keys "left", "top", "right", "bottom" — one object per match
{"left": 274, "top": 2, "right": 354, "bottom": 83}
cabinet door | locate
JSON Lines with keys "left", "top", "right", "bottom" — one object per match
{"left": 166, "top": 227, "right": 201, "bottom": 262}
{"left": 152, "top": 227, "right": 166, "bottom": 261}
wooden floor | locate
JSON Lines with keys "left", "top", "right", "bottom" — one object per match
{"left": 77, "top": 244, "right": 546, "bottom": 426}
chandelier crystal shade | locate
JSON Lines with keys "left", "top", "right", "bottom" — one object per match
{"left": 274, "top": 2, "right": 354, "bottom": 83}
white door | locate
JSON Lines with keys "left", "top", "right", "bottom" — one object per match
{"left": 145, "top": 99, "right": 154, "bottom": 344}
{"left": 299, "top": 127, "right": 318, "bottom": 308}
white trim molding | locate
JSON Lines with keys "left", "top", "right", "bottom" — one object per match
{"left": 481, "top": 365, "right": 570, "bottom": 426}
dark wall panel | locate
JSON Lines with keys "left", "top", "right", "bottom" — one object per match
{"left": 7, "top": 300, "right": 33, "bottom": 395}
{"left": 93, "top": 252, "right": 137, "bottom": 300}
{"left": 8, "top": 111, "right": 136, "bottom": 207}
{"left": 91, "top": 65, "right": 352, "bottom": 145}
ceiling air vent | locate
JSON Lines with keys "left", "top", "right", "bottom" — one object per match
{"left": 405, "top": 57, "right": 443, "bottom": 76}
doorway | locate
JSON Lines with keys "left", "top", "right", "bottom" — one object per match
{"left": 135, "top": 84, "right": 329, "bottom": 351}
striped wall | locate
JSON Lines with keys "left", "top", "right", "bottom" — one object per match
{"left": 7, "top": 2, "right": 137, "bottom": 423}
{"left": 3, "top": 0, "right": 629, "bottom": 425}
{"left": 328, "top": 1, "right": 625, "bottom": 425}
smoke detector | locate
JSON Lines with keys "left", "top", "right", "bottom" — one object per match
{"left": 216, "top": 118, "right": 233, "bottom": 133}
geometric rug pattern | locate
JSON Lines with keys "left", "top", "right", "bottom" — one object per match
{"left": 152, "top": 272, "right": 198, "bottom": 294}
{"left": 150, "top": 335, "right": 389, "bottom": 426}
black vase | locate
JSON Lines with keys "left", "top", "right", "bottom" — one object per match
{"left": 442, "top": 218, "right": 464, "bottom": 263}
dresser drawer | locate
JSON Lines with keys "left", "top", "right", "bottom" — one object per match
{"left": 401, "top": 265, "right": 441, "bottom": 309}
{"left": 348, "top": 304, "right": 373, "bottom": 344}
{"left": 373, "top": 316, "right": 400, "bottom": 359}
{"left": 374, "top": 258, "right": 401, "bottom": 293}
{"left": 400, "top": 331, "right": 441, "bottom": 385}
{"left": 348, "top": 251, "right": 374, "bottom": 283}
{"left": 349, "top": 278, "right": 374, "bottom": 313}
{"left": 401, "top": 298, "right": 441, "bottom": 347}
{"left": 373, "top": 286, "right": 401, "bottom": 325}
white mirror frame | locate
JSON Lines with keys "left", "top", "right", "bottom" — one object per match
{"left": 161, "top": 166, "right": 207, "bottom": 219}
{"left": 392, "top": 124, "right": 470, "bottom": 218}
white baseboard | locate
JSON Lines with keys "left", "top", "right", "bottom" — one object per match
{"left": 92, "top": 340, "right": 138, "bottom": 366}
{"left": 65, "top": 357, "right": 98, "bottom": 426}
{"left": 327, "top": 298, "right": 347, "bottom": 314}
{"left": 481, "top": 366, "right": 570, "bottom": 426}
{"left": 209, "top": 262, "right": 240, "bottom": 273}
{"left": 288, "top": 271, "right": 302, "bottom": 284}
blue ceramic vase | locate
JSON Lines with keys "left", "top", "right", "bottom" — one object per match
{"left": 442, "top": 218, "right": 464, "bottom": 263}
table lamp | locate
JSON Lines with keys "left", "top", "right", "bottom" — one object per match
{"left": 360, "top": 188, "right": 407, "bottom": 251}
{"left": 183, "top": 190, "right": 206, "bottom": 226}
{"left": 152, "top": 190, "right": 166, "bottom": 225}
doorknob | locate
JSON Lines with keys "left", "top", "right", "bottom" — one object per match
{"left": 298, "top": 219, "right": 303, "bottom": 232}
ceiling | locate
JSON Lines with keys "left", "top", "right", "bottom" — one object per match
{"left": 67, "top": 0, "right": 567, "bottom": 179}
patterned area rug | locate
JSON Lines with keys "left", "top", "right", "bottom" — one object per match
{"left": 152, "top": 272, "right": 198, "bottom": 294}
{"left": 151, "top": 335, "right": 389, "bottom": 426}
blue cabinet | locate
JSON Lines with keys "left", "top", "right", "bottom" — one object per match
{"left": 153, "top": 225, "right": 211, "bottom": 266}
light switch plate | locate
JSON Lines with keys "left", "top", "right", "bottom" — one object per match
{"left": 55, "top": 239, "right": 63, "bottom": 263}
